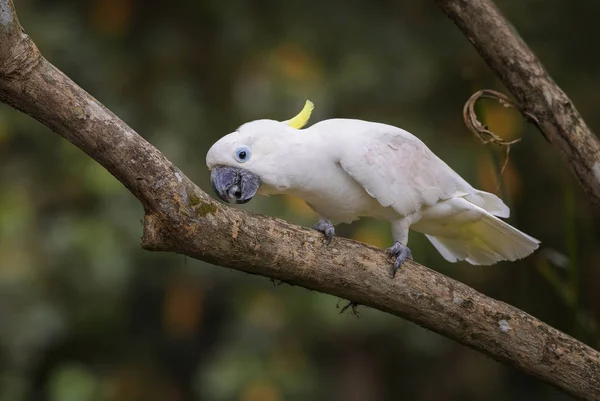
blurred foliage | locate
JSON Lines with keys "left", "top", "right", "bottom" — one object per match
{"left": 0, "top": 0, "right": 599, "bottom": 400}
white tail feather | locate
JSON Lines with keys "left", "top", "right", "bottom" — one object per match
{"left": 464, "top": 190, "right": 510, "bottom": 218}
{"left": 425, "top": 212, "right": 540, "bottom": 265}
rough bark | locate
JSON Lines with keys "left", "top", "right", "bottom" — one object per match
{"left": 436, "top": 0, "right": 600, "bottom": 208}
{"left": 0, "top": 0, "right": 598, "bottom": 399}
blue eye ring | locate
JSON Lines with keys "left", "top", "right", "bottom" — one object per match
{"left": 234, "top": 146, "right": 251, "bottom": 163}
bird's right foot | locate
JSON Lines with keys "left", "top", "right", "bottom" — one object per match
{"left": 386, "top": 241, "right": 412, "bottom": 277}
{"left": 313, "top": 219, "right": 335, "bottom": 245}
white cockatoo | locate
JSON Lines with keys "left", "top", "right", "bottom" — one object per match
{"left": 206, "top": 100, "right": 540, "bottom": 275}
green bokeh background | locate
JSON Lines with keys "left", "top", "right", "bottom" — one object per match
{"left": 0, "top": 1, "right": 599, "bottom": 400}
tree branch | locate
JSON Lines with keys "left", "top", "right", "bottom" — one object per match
{"left": 0, "top": 0, "right": 598, "bottom": 399}
{"left": 436, "top": 0, "right": 600, "bottom": 208}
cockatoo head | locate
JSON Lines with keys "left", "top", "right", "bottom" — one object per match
{"left": 206, "top": 100, "right": 314, "bottom": 204}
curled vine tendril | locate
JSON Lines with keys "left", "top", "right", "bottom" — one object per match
{"left": 463, "top": 89, "right": 540, "bottom": 194}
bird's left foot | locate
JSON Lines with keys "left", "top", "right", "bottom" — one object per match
{"left": 313, "top": 219, "right": 335, "bottom": 245}
{"left": 386, "top": 241, "right": 412, "bottom": 277}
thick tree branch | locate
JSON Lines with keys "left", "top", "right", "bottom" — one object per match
{"left": 436, "top": 0, "right": 600, "bottom": 207}
{"left": 0, "top": 0, "right": 598, "bottom": 399}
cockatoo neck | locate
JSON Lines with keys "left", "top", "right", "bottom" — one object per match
{"left": 254, "top": 128, "right": 326, "bottom": 195}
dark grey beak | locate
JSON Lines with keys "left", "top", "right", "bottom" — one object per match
{"left": 210, "top": 166, "right": 261, "bottom": 204}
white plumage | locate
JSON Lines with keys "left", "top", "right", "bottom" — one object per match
{"left": 206, "top": 109, "right": 540, "bottom": 267}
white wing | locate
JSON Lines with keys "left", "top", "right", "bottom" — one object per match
{"left": 315, "top": 119, "right": 508, "bottom": 218}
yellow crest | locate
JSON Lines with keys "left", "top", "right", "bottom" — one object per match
{"left": 285, "top": 100, "right": 314, "bottom": 129}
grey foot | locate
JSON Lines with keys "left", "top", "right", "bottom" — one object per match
{"left": 313, "top": 219, "right": 335, "bottom": 245}
{"left": 386, "top": 241, "right": 412, "bottom": 277}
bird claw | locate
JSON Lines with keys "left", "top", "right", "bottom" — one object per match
{"left": 386, "top": 241, "right": 412, "bottom": 277}
{"left": 313, "top": 220, "right": 335, "bottom": 245}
